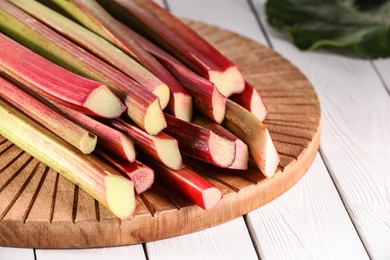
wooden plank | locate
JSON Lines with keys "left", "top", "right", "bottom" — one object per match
{"left": 373, "top": 59, "right": 390, "bottom": 94}
{"left": 0, "top": 247, "right": 34, "bottom": 260}
{"left": 247, "top": 153, "right": 368, "bottom": 259}
{"left": 146, "top": 217, "right": 258, "bottom": 260}
{"left": 36, "top": 246, "right": 146, "bottom": 260}
{"left": 252, "top": 0, "right": 390, "bottom": 258}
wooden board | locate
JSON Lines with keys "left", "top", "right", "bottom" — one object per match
{"left": 0, "top": 21, "right": 320, "bottom": 249}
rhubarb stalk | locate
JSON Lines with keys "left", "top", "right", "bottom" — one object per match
{"left": 140, "top": 155, "right": 222, "bottom": 210}
{"left": 98, "top": 0, "right": 245, "bottom": 97}
{"left": 9, "top": 0, "right": 171, "bottom": 110}
{"left": 0, "top": 76, "right": 97, "bottom": 154}
{"left": 39, "top": 0, "right": 193, "bottom": 121}
{"left": 51, "top": 102, "right": 136, "bottom": 162}
{"left": 230, "top": 82, "right": 268, "bottom": 122}
{"left": 164, "top": 114, "right": 236, "bottom": 168}
{"left": 97, "top": 148, "right": 154, "bottom": 194}
{"left": 0, "top": 33, "right": 125, "bottom": 119}
{"left": 0, "top": 98, "right": 135, "bottom": 220}
{"left": 193, "top": 115, "right": 249, "bottom": 170}
{"left": 223, "top": 100, "right": 279, "bottom": 178}
{"left": 131, "top": 32, "right": 226, "bottom": 123}
{"left": 110, "top": 119, "right": 183, "bottom": 170}
{"left": 0, "top": 1, "right": 166, "bottom": 135}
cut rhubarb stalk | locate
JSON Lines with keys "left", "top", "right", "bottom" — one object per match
{"left": 10, "top": 0, "right": 170, "bottom": 110}
{"left": 164, "top": 114, "right": 236, "bottom": 168}
{"left": 0, "top": 98, "right": 135, "bottom": 220}
{"left": 97, "top": 148, "right": 154, "bottom": 194}
{"left": 0, "top": 1, "right": 166, "bottom": 135}
{"left": 110, "top": 119, "right": 182, "bottom": 170}
{"left": 139, "top": 155, "right": 222, "bottom": 210}
{"left": 230, "top": 82, "right": 268, "bottom": 122}
{"left": 132, "top": 32, "right": 226, "bottom": 123}
{"left": 39, "top": 0, "right": 192, "bottom": 120}
{"left": 98, "top": 0, "right": 245, "bottom": 97}
{"left": 222, "top": 100, "right": 279, "bottom": 178}
{"left": 0, "top": 33, "right": 124, "bottom": 118}
{"left": 51, "top": 101, "right": 136, "bottom": 162}
{"left": 0, "top": 76, "right": 97, "bottom": 154}
{"left": 193, "top": 115, "right": 249, "bottom": 170}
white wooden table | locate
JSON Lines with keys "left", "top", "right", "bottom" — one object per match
{"left": 2, "top": 0, "right": 389, "bottom": 259}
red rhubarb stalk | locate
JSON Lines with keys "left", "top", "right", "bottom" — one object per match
{"left": 164, "top": 114, "right": 236, "bottom": 168}
{"left": 140, "top": 156, "right": 222, "bottom": 210}
{"left": 110, "top": 119, "right": 183, "bottom": 170}
{"left": 97, "top": 148, "right": 154, "bottom": 194}
{"left": 0, "top": 33, "right": 125, "bottom": 118}
{"left": 51, "top": 102, "right": 136, "bottom": 162}
{"left": 10, "top": 0, "right": 171, "bottom": 110}
{"left": 0, "top": 76, "right": 97, "bottom": 154}
{"left": 223, "top": 100, "right": 279, "bottom": 178}
{"left": 230, "top": 82, "right": 268, "bottom": 122}
{"left": 97, "top": 0, "right": 245, "bottom": 97}
{"left": 132, "top": 32, "right": 226, "bottom": 123}
{"left": 193, "top": 115, "right": 249, "bottom": 170}
{"left": 0, "top": 1, "right": 166, "bottom": 135}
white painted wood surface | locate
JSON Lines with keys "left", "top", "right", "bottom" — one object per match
{"left": 146, "top": 217, "right": 258, "bottom": 260}
{"left": 1, "top": 0, "right": 389, "bottom": 259}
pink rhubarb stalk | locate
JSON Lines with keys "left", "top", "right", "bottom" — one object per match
{"left": 0, "top": 33, "right": 125, "bottom": 118}
{"left": 0, "top": 76, "right": 97, "bottom": 154}
{"left": 10, "top": 0, "right": 171, "bottom": 110}
{"left": 97, "top": 0, "right": 245, "bottom": 97}
{"left": 0, "top": 1, "right": 166, "bottom": 135}
{"left": 110, "top": 119, "right": 183, "bottom": 170}
{"left": 51, "top": 102, "right": 136, "bottom": 162}
{"left": 140, "top": 156, "right": 222, "bottom": 210}
{"left": 193, "top": 115, "right": 249, "bottom": 170}
{"left": 164, "top": 114, "right": 236, "bottom": 168}
{"left": 223, "top": 100, "right": 279, "bottom": 178}
{"left": 230, "top": 82, "right": 268, "bottom": 122}
{"left": 42, "top": 0, "right": 193, "bottom": 121}
{"left": 97, "top": 148, "right": 154, "bottom": 194}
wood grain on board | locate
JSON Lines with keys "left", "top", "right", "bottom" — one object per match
{"left": 0, "top": 22, "right": 320, "bottom": 248}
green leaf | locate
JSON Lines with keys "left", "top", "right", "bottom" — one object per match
{"left": 266, "top": 0, "right": 390, "bottom": 58}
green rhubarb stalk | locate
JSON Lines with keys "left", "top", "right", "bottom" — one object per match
{"left": 0, "top": 76, "right": 97, "bottom": 154}
{"left": 0, "top": 1, "right": 166, "bottom": 135}
{"left": 9, "top": 0, "right": 170, "bottom": 110}
{"left": 223, "top": 100, "right": 279, "bottom": 178}
{"left": 0, "top": 98, "right": 135, "bottom": 220}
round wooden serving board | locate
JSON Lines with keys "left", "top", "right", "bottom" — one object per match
{"left": 0, "top": 21, "right": 320, "bottom": 248}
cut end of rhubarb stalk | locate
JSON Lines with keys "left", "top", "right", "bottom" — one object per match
{"left": 131, "top": 167, "right": 155, "bottom": 194}
{"left": 250, "top": 90, "right": 268, "bottom": 122}
{"left": 105, "top": 174, "right": 135, "bottom": 219}
{"left": 134, "top": 98, "right": 167, "bottom": 135}
{"left": 172, "top": 92, "right": 193, "bottom": 122}
{"left": 121, "top": 135, "right": 136, "bottom": 162}
{"left": 79, "top": 132, "right": 97, "bottom": 154}
{"left": 202, "top": 187, "right": 222, "bottom": 210}
{"left": 152, "top": 83, "right": 170, "bottom": 110}
{"left": 212, "top": 88, "right": 226, "bottom": 124}
{"left": 229, "top": 139, "right": 249, "bottom": 170}
{"left": 209, "top": 132, "right": 236, "bottom": 168}
{"left": 209, "top": 66, "right": 245, "bottom": 97}
{"left": 261, "top": 130, "right": 280, "bottom": 178}
{"left": 155, "top": 137, "right": 183, "bottom": 170}
{"left": 84, "top": 85, "right": 126, "bottom": 118}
